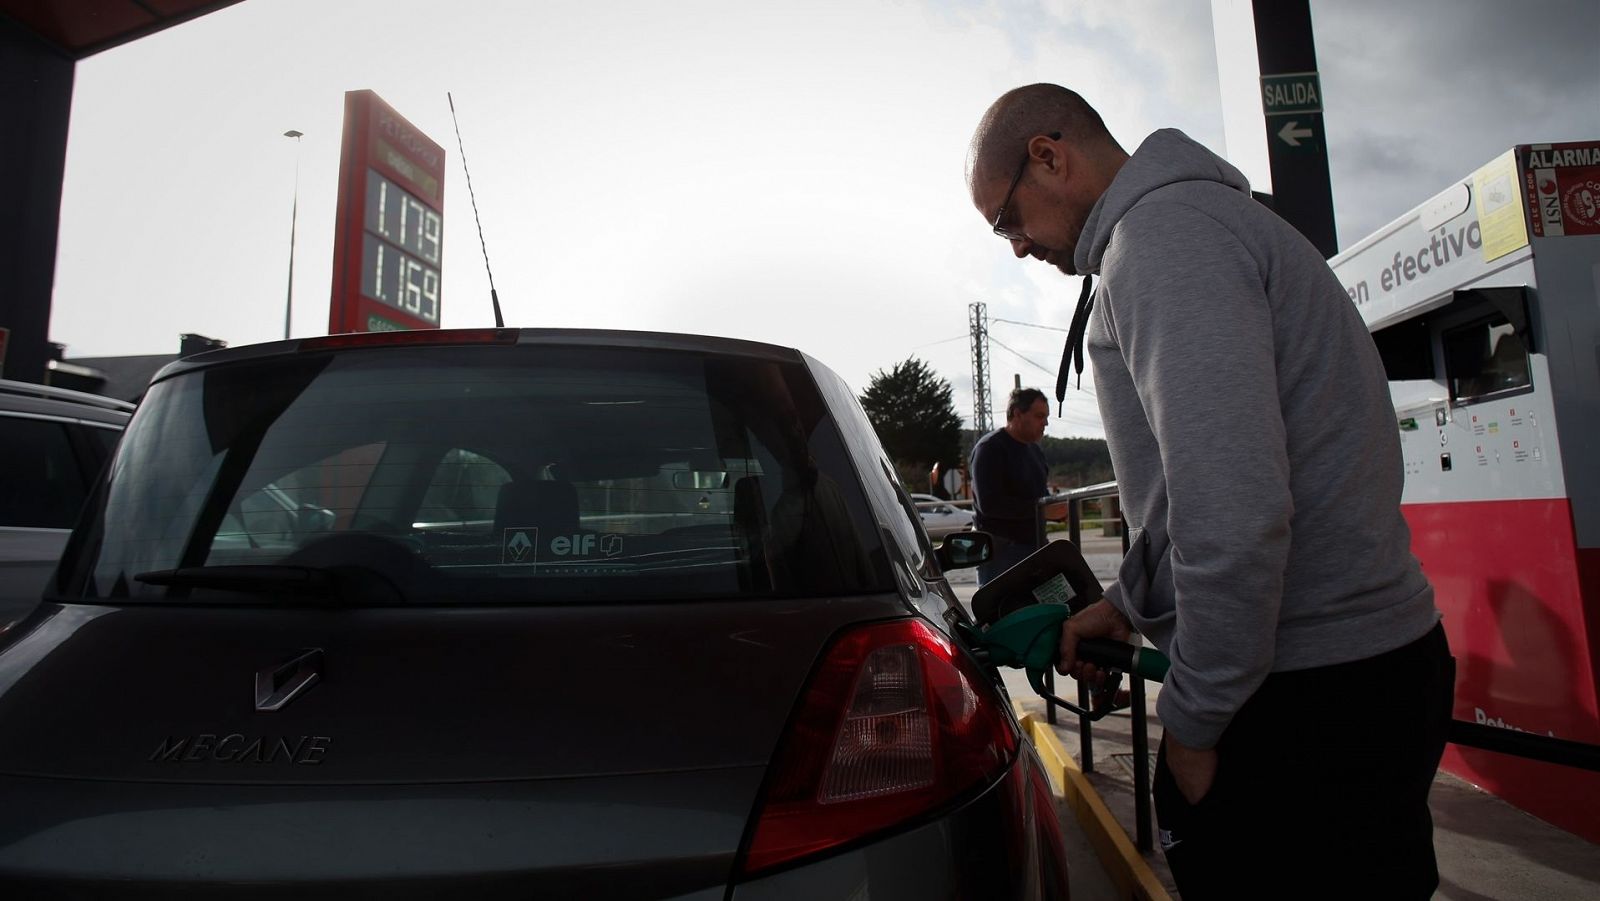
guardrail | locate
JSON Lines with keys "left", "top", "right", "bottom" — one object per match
{"left": 1030, "top": 482, "right": 1154, "bottom": 852}
{"left": 1025, "top": 480, "right": 1600, "bottom": 857}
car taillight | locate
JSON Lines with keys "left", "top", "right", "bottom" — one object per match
{"left": 740, "top": 618, "right": 1019, "bottom": 876}
{"left": 298, "top": 328, "right": 518, "bottom": 351}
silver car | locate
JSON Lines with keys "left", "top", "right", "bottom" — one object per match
{"left": 912, "top": 493, "right": 978, "bottom": 540}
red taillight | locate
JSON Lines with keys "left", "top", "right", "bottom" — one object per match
{"left": 740, "top": 618, "right": 1019, "bottom": 876}
{"left": 298, "top": 328, "right": 518, "bottom": 351}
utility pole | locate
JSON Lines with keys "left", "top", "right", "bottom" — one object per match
{"left": 969, "top": 301, "right": 992, "bottom": 433}
{"left": 1211, "top": 0, "right": 1337, "bottom": 256}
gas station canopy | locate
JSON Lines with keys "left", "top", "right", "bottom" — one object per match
{"left": 0, "top": 0, "right": 243, "bottom": 59}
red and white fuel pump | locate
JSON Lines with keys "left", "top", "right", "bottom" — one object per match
{"left": 1330, "top": 140, "right": 1600, "bottom": 841}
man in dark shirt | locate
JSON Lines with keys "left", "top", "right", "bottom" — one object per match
{"left": 969, "top": 387, "right": 1050, "bottom": 585}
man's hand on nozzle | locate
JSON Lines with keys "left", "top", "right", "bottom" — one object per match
{"left": 1055, "top": 598, "right": 1134, "bottom": 685}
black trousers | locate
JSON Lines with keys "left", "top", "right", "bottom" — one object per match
{"left": 1153, "top": 624, "right": 1455, "bottom": 899}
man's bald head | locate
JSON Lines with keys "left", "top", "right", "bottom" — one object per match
{"left": 966, "top": 84, "right": 1123, "bottom": 191}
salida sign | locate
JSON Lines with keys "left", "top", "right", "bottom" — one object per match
{"left": 1261, "top": 73, "right": 1321, "bottom": 114}
{"left": 1260, "top": 72, "right": 1324, "bottom": 152}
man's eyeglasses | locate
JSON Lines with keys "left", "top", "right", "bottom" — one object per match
{"left": 991, "top": 132, "right": 1061, "bottom": 242}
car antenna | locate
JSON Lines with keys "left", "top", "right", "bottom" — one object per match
{"left": 447, "top": 91, "right": 505, "bottom": 328}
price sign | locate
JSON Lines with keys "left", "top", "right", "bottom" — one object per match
{"left": 329, "top": 91, "right": 446, "bottom": 333}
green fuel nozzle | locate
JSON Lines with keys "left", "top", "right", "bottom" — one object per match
{"left": 975, "top": 603, "right": 1170, "bottom": 690}
{"left": 955, "top": 540, "right": 1170, "bottom": 720}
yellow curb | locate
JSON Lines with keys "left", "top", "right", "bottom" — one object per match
{"left": 1018, "top": 705, "right": 1172, "bottom": 901}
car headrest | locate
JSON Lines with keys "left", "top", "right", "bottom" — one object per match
{"left": 493, "top": 480, "right": 580, "bottom": 538}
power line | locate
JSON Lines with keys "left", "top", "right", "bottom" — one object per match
{"left": 992, "top": 317, "right": 1069, "bottom": 333}
{"left": 897, "top": 324, "right": 1097, "bottom": 428}
{"left": 989, "top": 336, "right": 1099, "bottom": 406}
{"left": 985, "top": 339, "right": 1100, "bottom": 432}
{"left": 910, "top": 333, "right": 970, "bottom": 351}
{"left": 988, "top": 336, "right": 1058, "bottom": 378}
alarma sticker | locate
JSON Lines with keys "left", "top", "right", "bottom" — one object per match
{"left": 1520, "top": 141, "right": 1600, "bottom": 237}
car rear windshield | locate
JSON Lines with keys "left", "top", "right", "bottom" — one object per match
{"left": 64, "top": 344, "right": 892, "bottom": 604}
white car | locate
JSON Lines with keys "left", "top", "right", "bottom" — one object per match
{"left": 911, "top": 494, "right": 976, "bottom": 539}
{"left": 0, "top": 380, "right": 130, "bottom": 630}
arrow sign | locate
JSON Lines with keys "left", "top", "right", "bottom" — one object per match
{"left": 1277, "top": 120, "right": 1314, "bottom": 147}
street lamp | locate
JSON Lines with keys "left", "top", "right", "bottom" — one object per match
{"left": 283, "top": 129, "right": 304, "bottom": 340}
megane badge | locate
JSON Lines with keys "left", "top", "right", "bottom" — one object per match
{"left": 255, "top": 648, "right": 324, "bottom": 712}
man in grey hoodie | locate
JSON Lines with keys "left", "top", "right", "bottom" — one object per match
{"left": 968, "top": 84, "right": 1455, "bottom": 896}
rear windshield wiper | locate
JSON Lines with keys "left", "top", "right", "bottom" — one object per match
{"left": 133, "top": 565, "right": 338, "bottom": 597}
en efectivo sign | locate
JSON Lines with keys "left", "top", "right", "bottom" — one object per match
{"left": 1330, "top": 183, "right": 1532, "bottom": 331}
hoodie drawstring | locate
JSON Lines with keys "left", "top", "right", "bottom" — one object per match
{"left": 1055, "top": 274, "right": 1095, "bottom": 413}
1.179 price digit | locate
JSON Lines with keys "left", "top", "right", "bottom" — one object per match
{"left": 368, "top": 170, "right": 442, "bottom": 265}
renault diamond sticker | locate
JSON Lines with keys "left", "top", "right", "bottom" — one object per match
{"left": 503, "top": 528, "right": 538, "bottom": 565}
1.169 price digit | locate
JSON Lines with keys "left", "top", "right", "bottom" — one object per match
{"left": 362, "top": 234, "right": 440, "bottom": 324}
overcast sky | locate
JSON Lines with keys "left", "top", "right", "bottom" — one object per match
{"left": 48, "top": 0, "right": 1599, "bottom": 438}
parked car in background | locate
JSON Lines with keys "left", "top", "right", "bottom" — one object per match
{"left": 0, "top": 329, "right": 1068, "bottom": 899}
{"left": 0, "top": 379, "right": 130, "bottom": 631}
{"left": 910, "top": 492, "right": 977, "bottom": 539}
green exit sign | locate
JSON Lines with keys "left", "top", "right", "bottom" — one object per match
{"left": 1261, "top": 72, "right": 1322, "bottom": 116}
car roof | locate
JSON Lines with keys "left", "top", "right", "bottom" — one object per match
{"left": 150, "top": 328, "right": 808, "bottom": 385}
{"left": 0, "top": 379, "right": 134, "bottom": 425}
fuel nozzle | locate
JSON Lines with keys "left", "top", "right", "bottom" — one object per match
{"left": 981, "top": 603, "right": 1170, "bottom": 684}
{"left": 957, "top": 540, "right": 1169, "bottom": 720}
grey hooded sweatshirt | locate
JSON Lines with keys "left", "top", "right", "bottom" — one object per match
{"left": 1075, "top": 129, "right": 1439, "bottom": 749}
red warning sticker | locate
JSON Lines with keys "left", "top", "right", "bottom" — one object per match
{"left": 1559, "top": 176, "right": 1600, "bottom": 233}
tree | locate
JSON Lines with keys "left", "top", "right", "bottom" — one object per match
{"left": 860, "top": 357, "right": 963, "bottom": 475}
{"left": 1038, "top": 435, "right": 1115, "bottom": 488}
